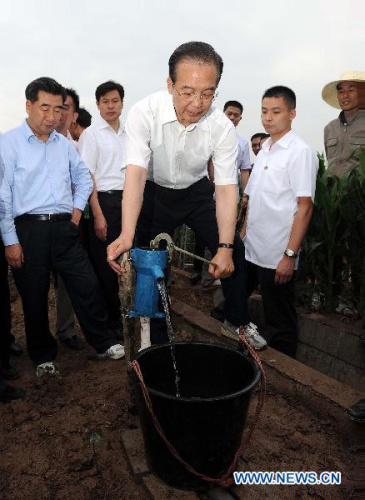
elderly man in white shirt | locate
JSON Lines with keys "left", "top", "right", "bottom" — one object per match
{"left": 242, "top": 86, "right": 318, "bottom": 358}
{"left": 78, "top": 81, "right": 126, "bottom": 339}
{"left": 107, "top": 41, "right": 266, "bottom": 349}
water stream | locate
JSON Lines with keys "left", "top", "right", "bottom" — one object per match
{"left": 157, "top": 279, "right": 181, "bottom": 397}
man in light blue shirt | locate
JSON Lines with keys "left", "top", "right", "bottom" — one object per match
{"left": 0, "top": 77, "right": 125, "bottom": 372}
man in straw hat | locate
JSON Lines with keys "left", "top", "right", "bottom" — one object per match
{"left": 322, "top": 71, "right": 365, "bottom": 177}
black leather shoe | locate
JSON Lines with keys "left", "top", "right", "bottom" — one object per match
{"left": 0, "top": 385, "right": 26, "bottom": 403}
{"left": 0, "top": 364, "right": 19, "bottom": 380}
{"left": 9, "top": 341, "right": 23, "bottom": 356}
{"left": 347, "top": 399, "right": 365, "bottom": 423}
{"left": 189, "top": 272, "right": 202, "bottom": 285}
{"left": 60, "top": 335, "right": 84, "bottom": 350}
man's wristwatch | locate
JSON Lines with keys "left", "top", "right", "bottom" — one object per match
{"left": 284, "top": 248, "right": 297, "bottom": 258}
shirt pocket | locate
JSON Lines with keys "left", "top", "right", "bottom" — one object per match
{"left": 348, "top": 137, "right": 365, "bottom": 160}
{"left": 326, "top": 137, "right": 338, "bottom": 148}
{"left": 261, "top": 162, "right": 287, "bottom": 195}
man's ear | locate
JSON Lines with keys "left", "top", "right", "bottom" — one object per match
{"left": 25, "top": 100, "right": 31, "bottom": 115}
{"left": 167, "top": 77, "right": 173, "bottom": 95}
{"left": 290, "top": 109, "right": 296, "bottom": 121}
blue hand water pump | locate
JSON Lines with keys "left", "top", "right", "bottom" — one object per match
{"left": 128, "top": 247, "right": 168, "bottom": 318}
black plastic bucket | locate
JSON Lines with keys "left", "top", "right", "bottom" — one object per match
{"left": 133, "top": 341, "right": 261, "bottom": 490}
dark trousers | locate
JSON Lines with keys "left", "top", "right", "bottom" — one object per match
{"left": 89, "top": 191, "right": 123, "bottom": 330}
{"left": 0, "top": 242, "right": 12, "bottom": 368}
{"left": 136, "top": 178, "right": 250, "bottom": 343}
{"left": 245, "top": 259, "right": 298, "bottom": 358}
{"left": 193, "top": 234, "right": 205, "bottom": 274}
{"left": 12, "top": 219, "right": 115, "bottom": 365}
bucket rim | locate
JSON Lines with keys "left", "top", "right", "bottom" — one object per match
{"left": 134, "top": 341, "right": 261, "bottom": 402}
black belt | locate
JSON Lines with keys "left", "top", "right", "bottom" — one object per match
{"left": 98, "top": 190, "right": 123, "bottom": 195}
{"left": 15, "top": 213, "right": 72, "bottom": 222}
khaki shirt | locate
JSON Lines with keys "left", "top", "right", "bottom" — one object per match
{"left": 324, "top": 110, "right": 365, "bottom": 177}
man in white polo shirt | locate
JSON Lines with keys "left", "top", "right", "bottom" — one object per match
{"left": 78, "top": 81, "right": 125, "bottom": 339}
{"left": 107, "top": 41, "right": 266, "bottom": 349}
{"left": 223, "top": 100, "right": 251, "bottom": 210}
{"left": 242, "top": 86, "right": 318, "bottom": 357}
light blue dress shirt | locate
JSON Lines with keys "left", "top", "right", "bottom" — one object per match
{"left": 0, "top": 120, "right": 93, "bottom": 245}
{"left": 0, "top": 157, "right": 5, "bottom": 222}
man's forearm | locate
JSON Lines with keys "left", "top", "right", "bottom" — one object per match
{"left": 286, "top": 197, "right": 313, "bottom": 252}
{"left": 240, "top": 208, "right": 249, "bottom": 239}
{"left": 89, "top": 175, "right": 103, "bottom": 217}
{"left": 121, "top": 165, "right": 147, "bottom": 242}
{"left": 215, "top": 184, "right": 237, "bottom": 244}
{"left": 0, "top": 166, "right": 18, "bottom": 245}
{"left": 240, "top": 169, "right": 250, "bottom": 194}
{"left": 70, "top": 147, "right": 93, "bottom": 211}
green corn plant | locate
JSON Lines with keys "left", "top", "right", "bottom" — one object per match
{"left": 301, "top": 151, "right": 365, "bottom": 317}
{"left": 301, "top": 155, "right": 349, "bottom": 312}
{"left": 338, "top": 149, "right": 365, "bottom": 317}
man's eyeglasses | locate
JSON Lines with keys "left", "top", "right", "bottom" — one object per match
{"left": 173, "top": 85, "right": 218, "bottom": 103}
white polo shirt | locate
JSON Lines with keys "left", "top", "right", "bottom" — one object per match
{"left": 78, "top": 117, "right": 126, "bottom": 191}
{"left": 244, "top": 130, "right": 318, "bottom": 270}
{"left": 124, "top": 91, "right": 238, "bottom": 189}
{"left": 237, "top": 133, "right": 251, "bottom": 171}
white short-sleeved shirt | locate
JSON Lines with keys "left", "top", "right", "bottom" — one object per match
{"left": 236, "top": 134, "right": 251, "bottom": 171}
{"left": 124, "top": 91, "right": 238, "bottom": 189}
{"left": 244, "top": 130, "right": 318, "bottom": 270}
{"left": 78, "top": 117, "right": 126, "bottom": 191}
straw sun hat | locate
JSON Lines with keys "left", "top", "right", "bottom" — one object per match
{"left": 321, "top": 70, "right": 365, "bottom": 109}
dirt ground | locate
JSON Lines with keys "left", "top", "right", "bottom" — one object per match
{"left": 0, "top": 273, "right": 356, "bottom": 500}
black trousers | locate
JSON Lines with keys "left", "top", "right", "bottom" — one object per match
{"left": 0, "top": 242, "right": 12, "bottom": 368}
{"left": 193, "top": 233, "right": 206, "bottom": 274}
{"left": 89, "top": 191, "right": 123, "bottom": 330}
{"left": 136, "top": 178, "right": 250, "bottom": 343}
{"left": 245, "top": 259, "right": 298, "bottom": 358}
{"left": 12, "top": 219, "right": 116, "bottom": 365}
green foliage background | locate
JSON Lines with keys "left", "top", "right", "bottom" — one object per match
{"left": 300, "top": 151, "right": 365, "bottom": 317}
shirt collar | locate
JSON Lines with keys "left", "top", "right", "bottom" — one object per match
{"left": 22, "top": 119, "right": 59, "bottom": 143}
{"left": 339, "top": 110, "right": 346, "bottom": 125}
{"left": 262, "top": 129, "right": 294, "bottom": 151}
{"left": 97, "top": 116, "right": 123, "bottom": 133}
{"left": 339, "top": 109, "right": 362, "bottom": 126}
{"left": 161, "top": 93, "right": 179, "bottom": 125}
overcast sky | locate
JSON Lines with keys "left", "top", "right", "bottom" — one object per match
{"left": 0, "top": 0, "right": 363, "bottom": 158}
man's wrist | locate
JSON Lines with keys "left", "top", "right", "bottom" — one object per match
{"left": 120, "top": 232, "right": 134, "bottom": 247}
{"left": 218, "top": 242, "right": 234, "bottom": 249}
{"left": 284, "top": 248, "right": 297, "bottom": 258}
